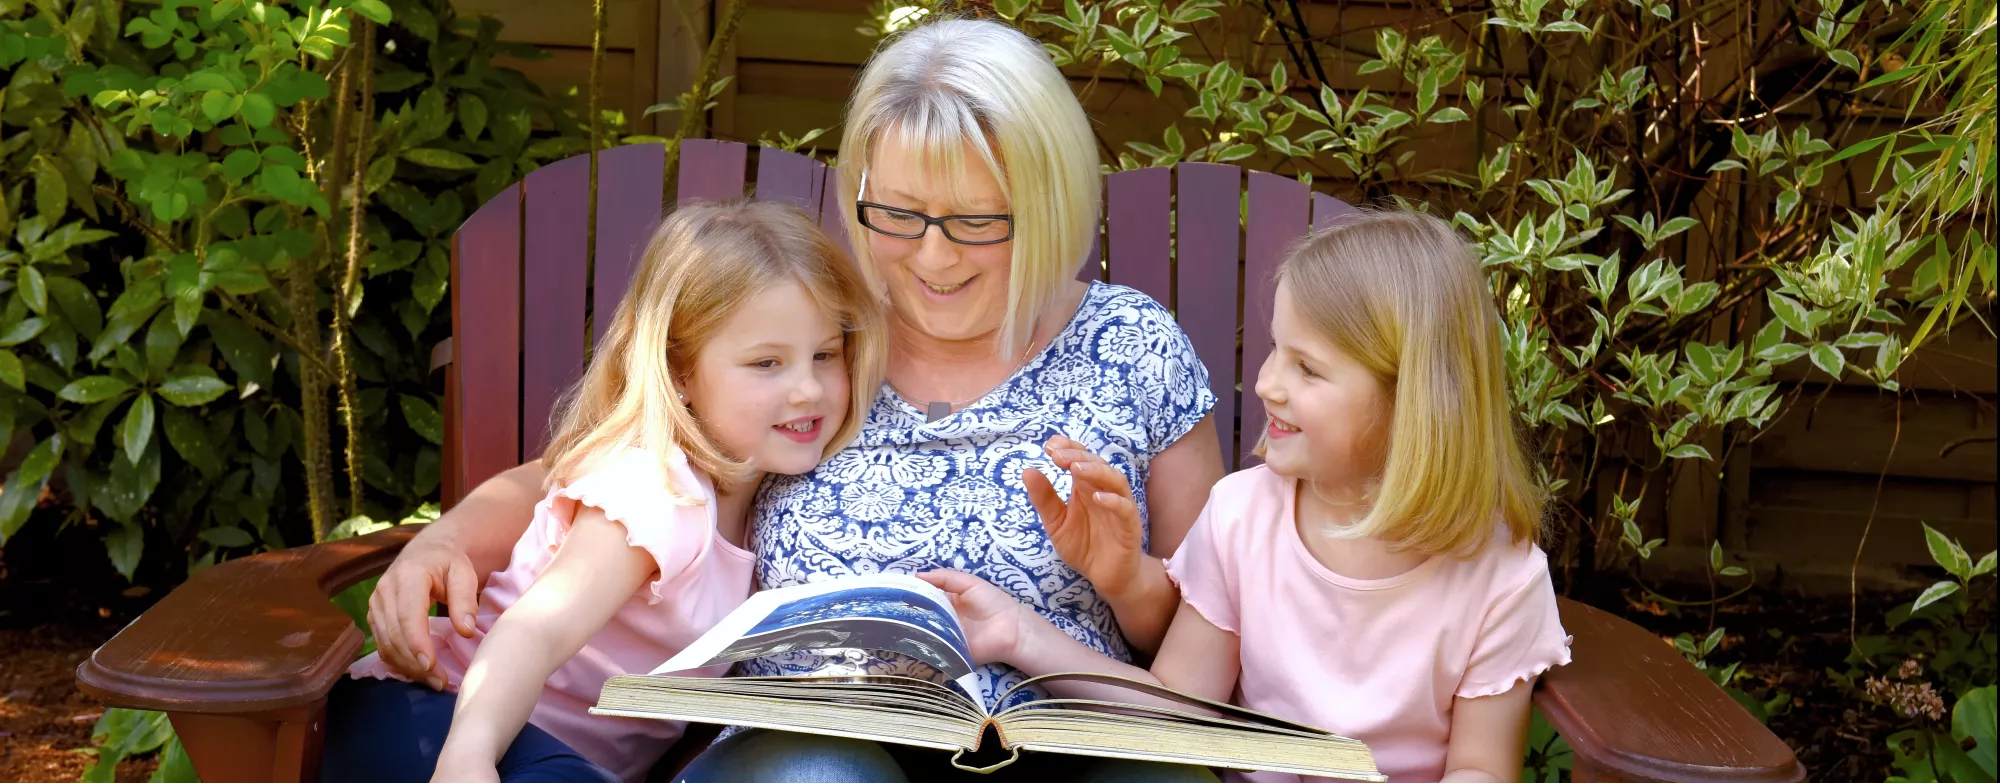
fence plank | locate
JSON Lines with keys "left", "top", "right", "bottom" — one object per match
{"left": 1106, "top": 168, "right": 1172, "bottom": 307}
{"left": 593, "top": 143, "right": 666, "bottom": 345}
{"left": 1242, "top": 172, "right": 1311, "bottom": 466}
{"left": 755, "top": 146, "right": 819, "bottom": 211}
{"left": 1311, "top": 191, "right": 1360, "bottom": 232}
{"left": 1174, "top": 163, "right": 1242, "bottom": 471}
{"left": 449, "top": 183, "right": 523, "bottom": 506}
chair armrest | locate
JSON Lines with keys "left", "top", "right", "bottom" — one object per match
{"left": 77, "top": 525, "right": 424, "bottom": 714}
{"left": 1536, "top": 598, "right": 1804, "bottom": 783}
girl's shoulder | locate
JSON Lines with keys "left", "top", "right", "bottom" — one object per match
{"left": 557, "top": 443, "right": 712, "bottom": 514}
{"left": 1193, "top": 465, "right": 1293, "bottom": 538}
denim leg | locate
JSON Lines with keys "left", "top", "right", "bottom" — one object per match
{"left": 671, "top": 729, "right": 910, "bottom": 783}
{"left": 318, "top": 677, "right": 617, "bottom": 783}
{"left": 1064, "top": 758, "right": 1223, "bottom": 783}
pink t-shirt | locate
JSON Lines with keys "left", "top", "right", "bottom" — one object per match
{"left": 1165, "top": 466, "right": 1571, "bottom": 783}
{"left": 350, "top": 446, "right": 755, "bottom": 782}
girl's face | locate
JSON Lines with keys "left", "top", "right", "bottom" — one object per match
{"left": 864, "top": 136, "right": 1016, "bottom": 342}
{"left": 1254, "top": 280, "right": 1394, "bottom": 493}
{"left": 681, "top": 278, "right": 851, "bottom": 477}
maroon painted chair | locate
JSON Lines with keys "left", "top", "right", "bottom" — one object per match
{"left": 76, "top": 141, "right": 1805, "bottom": 783}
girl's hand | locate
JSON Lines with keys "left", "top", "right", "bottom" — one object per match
{"left": 917, "top": 570, "right": 1034, "bottom": 666}
{"left": 1023, "top": 436, "right": 1146, "bottom": 597}
{"left": 430, "top": 747, "right": 502, "bottom": 783}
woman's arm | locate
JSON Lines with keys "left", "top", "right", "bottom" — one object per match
{"left": 1143, "top": 416, "right": 1224, "bottom": 558}
{"left": 1439, "top": 680, "right": 1536, "bottom": 783}
{"left": 369, "top": 460, "right": 550, "bottom": 688}
{"left": 431, "top": 507, "right": 656, "bottom": 779}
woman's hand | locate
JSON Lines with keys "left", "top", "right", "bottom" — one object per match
{"left": 917, "top": 570, "right": 1034, "bottom": 666}
{"left": 369, "top": 531, "right": 481, "bottom": 690}
{"left": 1023, "top": 436, "right": 1146, "bottom": 597}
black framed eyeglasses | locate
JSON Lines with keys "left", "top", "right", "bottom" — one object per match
{"left": 855, "top": 202, "right": 1015, "bottom": 245}
{"left": 853, "top": 169, "right": 1014, "bottom": 245}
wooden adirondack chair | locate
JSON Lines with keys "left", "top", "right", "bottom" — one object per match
{"left": 75, "top": 140, "right": 1806, "bottom": 783}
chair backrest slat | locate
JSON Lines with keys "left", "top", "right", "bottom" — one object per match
{"left": 1106, "top": 168, "right": 1172, "bottom": 308}
{"left": 449, "top": 142, "right": 1360, "bottom": 508}
{"left": 1240, "top": 171, "right": 1311, "bottom": 467}
{"left": 1172, "top": 163, "right": 1244, "bottom": 471}
{"left": 756, "top": 148, "right": 822, "bottom": 212}
{"left": 448, "top": 183, "right": 523, "bottom": 505}
{"left": 678, "top": 139, "right": 748, "bottom": 203}
{"left": 520, "top": 155, "right": 593, "bottom": 462}
{"left": 593, "top": 143, "right": 667, "bottom": 345}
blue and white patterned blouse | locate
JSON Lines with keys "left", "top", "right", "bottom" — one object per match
{"left": 743, "top": 282, "right": 1217, "bottom": 708}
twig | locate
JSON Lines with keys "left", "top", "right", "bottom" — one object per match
{"left": 663, "top": 0, "right": 751, "bottom": 197}
{"left": 1850, "top": 392, "right": 1901, "bottom": 650}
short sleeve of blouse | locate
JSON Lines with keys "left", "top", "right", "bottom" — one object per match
{"left": 1163, "top": 493, "right": 1240, "bottom": 634}
{"left": 1099, "top": 289, "right": 1217, "bottom": 452}
{"left": 1456, "top": 551, "right": 1573, "bottom": 699}
{"left": 552, "top": 446, "right": 715, "bottom": 605}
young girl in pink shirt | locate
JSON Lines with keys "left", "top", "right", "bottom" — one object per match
{"left": 325, "top": 201, "right": 884, "bottom": 783}
{"left": 926, "top": 209, "right": 1570, "bottom": 783}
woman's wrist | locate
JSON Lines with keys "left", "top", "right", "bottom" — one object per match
{"left": 1099, "top": 555, "right": 1169, "bottom": 607}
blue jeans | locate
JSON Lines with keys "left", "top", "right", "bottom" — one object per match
{"left": 319, "top": 677, "right": 618, "bottom": 783}
{"left": 673, "top": 728, "right": 1222, "bottom": 782}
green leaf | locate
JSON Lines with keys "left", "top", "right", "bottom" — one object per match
{"left": 222, "top": 148, "right": 261, "bottom": 180}
{"left": 198, "top": 525, "right": 254, "bottom": 547}
{"left": 1665, "top": 444, "right": 1712, "bottom": 461}
{"left": 159, "top": 366, "right": 231, "bottom": 406}
{"left": 1923, "top": 522, "right": 1971, "bottom": 580}
{"left": 200, "top": 90, "right": 235, "bottom": 124}
{"left": 203, "top": 312, "right": 274, "bottom": 390}
{"left": 35, "top": 158, "right": 67, "bottom": 222}
{"left": 1427, "top": 107, "right": 1470, "bottom": 123}
{"left": 1975, "top": 551, "right": 1997, "bottom": 578}
{"left": 0, "top": 350, "right": 22, "bottom": 391}
{"left": 1709, "top": 540, "right": 1724, "bottom": 570}
{"left": 401, "top": 148, "right": 479, "bottom": 170}
{"left": 1953, "top": 686, "right": 1997, "bottom": 779}
{"left": 59, "top": 375, "right": 135, "bottom": 404}
{"left": 1827, "top": 135, "right": 1890, "bottom": 165}
{"left": 0, "top": 317, "right": 47, "bottom": 346}
{"left": 1214, "top": 143, "right": 1257, "bottom": 162}
{"left": 162, "top": 406, "right": 223, "bottom": 479}
{"left": 457, "top": 94, "right": 488, "bottom": 140}
{"left": 1417, "top": 68, "right": 1440, "bottom": 115}
{"left": 144, "top": 311, "right": 184, "bottom": 381}
{"left": 239, "top": 93, "right": 276, "bottom": 127}
{"left": 0, "top": 434, "right": 61, "bottom": 544}
{"left": 1807, "top": 343, "right": 1844, "bottom": 378}
{"left": 1766, "top": 291, "right": 1813, "bottom": 337}
{"left": 1912, "top": 580, "right": 1959, "bottom": 613}
{"left": 17, "top": 266, "right": 46, "bottom": 315}
{"left": 122, "top": 393, "right": 155, "bottom": 464}
{"left": 400, "top": 394, "right": 444, "bottom": 444}
{"left": 351, "top": 0, "right": 392, "bottom": 24}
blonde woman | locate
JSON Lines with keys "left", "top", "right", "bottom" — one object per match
{"left": 368, "top": 17, "right": 1225, "bottom": 782}
{"left": 928, "top": 211, "right": 1572, "bottom": 783}
{"left": 323, "top": 201, "right": 882, "bottom": 783}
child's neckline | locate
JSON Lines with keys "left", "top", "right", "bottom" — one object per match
{"left": 1282, "top": 474, "right": 1439, "bottom": 590}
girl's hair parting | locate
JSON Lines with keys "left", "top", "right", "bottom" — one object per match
{"left": 540, "top": 200, "right": 885, "bottom": 499}
{"left": 1269, "top": 208, "right": 1544, "bottom": 554}
{"left": 838, "top": 17, "right": 1100, "bottom": 359}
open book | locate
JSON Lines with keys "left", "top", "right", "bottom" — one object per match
{"left": 591, "top": 574, "right": 1382, "bottom": 780}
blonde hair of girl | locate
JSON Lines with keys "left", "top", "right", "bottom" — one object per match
{"left": 540, "top": 200, "right": 885, "bottom": 500}
{"left": 1259, "top": 209, "right": 1544, "bottom": 555}
{"left": 837, "top": 17, "right": 1101, "bottom": 359}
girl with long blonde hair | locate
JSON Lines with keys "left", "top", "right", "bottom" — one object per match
{"left": 323, "top": 200, "right": 883, "bottom": 783}
{"left": 928, "top": 210, "right": 1571, "bottom": 783}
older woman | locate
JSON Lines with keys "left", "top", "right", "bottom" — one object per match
{"left": 368, "top": 17, "right": 1224, "bottom": 782}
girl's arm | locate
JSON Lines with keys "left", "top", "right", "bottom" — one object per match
{"left": 370, "top": 460, "right": 551, "bottom": 688}
{"left": 1439, "top": 680, "right": 1536, "bottom": 783}
{"left": 919, "top": 571, "right": 1239, "bottom": 708}
{"left": 430, "top": 506, "right": 655, "bottom": 779}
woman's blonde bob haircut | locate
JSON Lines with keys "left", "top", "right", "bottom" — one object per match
{"left": 1259, "top": 210, "right": 1544, "bottom": 555}
{"left": 838, "top": 17, "right": 1100, "bottom": 357}
{"left": 540, "top": 200, "right": 884, "bottom": 498}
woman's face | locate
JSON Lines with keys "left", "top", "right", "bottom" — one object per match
{"left": 864, "top": 136, "right": 1015, "bottom": 343}
{"left": 681, "top": 278, "right": 851, "bottom": 477}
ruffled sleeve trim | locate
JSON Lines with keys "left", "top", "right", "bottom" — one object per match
{"left": 1164, "top": 556, "right": 1240, "bottom": 635}
{"left": 549, "top": 447, "right": 715, "bottom": 605}
{"left": 1455, "top": 634, "right": 1574, "bottom": 699}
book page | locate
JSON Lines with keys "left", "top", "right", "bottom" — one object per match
{"left": 651, "top": 574, "right": 982, "bottom": 702}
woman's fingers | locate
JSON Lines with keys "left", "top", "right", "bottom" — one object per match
{"left": 1023, "top": 467, "right": 1067, "bottom": 535}
{"left": 445, "top": 555, "right": 480, "bottom": 637}
{"left": 1089, "top": 491, "right": 1145, "bottom": 547}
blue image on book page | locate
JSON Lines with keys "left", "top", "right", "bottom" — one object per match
{"left": 700, "top": 585, "right": 974, "bottom": 681}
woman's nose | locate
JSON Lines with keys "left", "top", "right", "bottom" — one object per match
{"left": 911, "top": 226, "right": 959, "bottom": 271}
